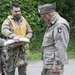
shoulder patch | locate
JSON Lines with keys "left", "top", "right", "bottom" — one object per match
{"left": 3, "top": 19, "right": 10, "bottom": 25}
{"left": 57, "top": 27, "right": 62, "bottom": 33}
{"left": 57, "top": 24, "right": 63, "bottom": 33}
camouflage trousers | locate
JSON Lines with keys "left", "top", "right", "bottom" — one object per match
{"left": 6, "top": 65, "right": 27, "bottom": 75}
{"left": 5, "top": 46, "right": 27, "bottom": 75}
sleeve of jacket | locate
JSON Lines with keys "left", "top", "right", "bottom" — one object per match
{"left": 53, "top": 24, "right": 69, "bottom": 65}
{"left": 1, "top": 19, "right": 16, "bottom": 38}
{"left": 25, "top": 21, "right": 32, "bottom": 39}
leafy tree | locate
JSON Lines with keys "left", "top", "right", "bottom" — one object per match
{"left": 0, "top": 0, "right": 75, "bottom": 52}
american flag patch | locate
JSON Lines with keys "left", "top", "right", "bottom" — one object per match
{"left": 3, "top": 19, "right": 9, "bottom": 25}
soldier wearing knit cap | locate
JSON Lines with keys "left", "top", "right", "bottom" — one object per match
{"left": 38, "top": 2, "right": 70, "bottom": 75}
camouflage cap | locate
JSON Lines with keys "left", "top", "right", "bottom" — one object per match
{"left": 38, "top": 2, "right": 56, "bottom": 14}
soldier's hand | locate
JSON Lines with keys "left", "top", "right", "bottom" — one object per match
{"left": 13, "top": 36, "right": 20, "bottom": 42}
{"left": 51, "top": 65, "right": 58, "bottom": 73}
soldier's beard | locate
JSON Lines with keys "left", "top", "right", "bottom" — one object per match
{"left": 13, "top": 15, "right": 21, "bottom": 21}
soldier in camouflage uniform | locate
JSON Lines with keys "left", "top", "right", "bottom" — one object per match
{"left": 0, "top": 38, "right": 6, "bottom": 75}
{"left": 38, "top": 2, "right": 70, "bottom": 75}
{"left": 1, "top": 2, "right": 32, "bottom": 75}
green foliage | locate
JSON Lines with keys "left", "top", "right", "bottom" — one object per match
{"left": 0, "top": 0, "right": 75, "bottom": 53}
{"left": 27, "top": 51, "right": 75, "bottom": 60}
{"left": 26, "top": 51, "right": 41, "bottom": 60}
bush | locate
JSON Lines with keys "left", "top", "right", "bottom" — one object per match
{"left": 0, "top": 0, "right": 75, "bottom": 54}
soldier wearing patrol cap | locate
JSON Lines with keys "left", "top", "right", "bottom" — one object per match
{"left": 38, "top": 2, "right": 70, "bottom": 75}
{"left": 1, "top": 2, "right": 32, "bottom": 75}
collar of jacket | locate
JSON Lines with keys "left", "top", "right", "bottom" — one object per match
{"left": 48, "top": 12, "right": 58, "bottom": 26}
{"left": 9, "top": 15, "right": 23, "bottom": 22}
{"left": 51, "top": 12, "right": 58, "bottom": 25}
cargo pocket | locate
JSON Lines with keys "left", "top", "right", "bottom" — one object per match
{"left": 44, "top": 51, "right": 54, "bottom": 65}
{"left": 5, "top": 57, "right": 14, "bottom": 72}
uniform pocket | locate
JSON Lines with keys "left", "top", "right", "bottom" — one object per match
{"left": 5, "top": 57, "right": 14, "bottom": 72}
{"left": 43, "top": 51, "right": 54, "bottom": 65}
{"left": 15, "top": 58, "right": 28, "bottom": 67}
{"left": 45, "top": 34, "right": 52, "bottom": 42}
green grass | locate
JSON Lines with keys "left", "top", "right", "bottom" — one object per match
{"left": 26, "top": 51, "right": 42, "bottom": 60}
{"left": 67, "top": 51, "right": 75, "bottom": 57}
{"left": 26, "top": 51, "right": 75, "bottom": 60}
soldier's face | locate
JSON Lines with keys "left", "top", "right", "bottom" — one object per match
{"left": 41, "top": 12, "right": 54, "bottom": 24}
{"left": 11, "top": 7, "right": 21, "bottom": 19}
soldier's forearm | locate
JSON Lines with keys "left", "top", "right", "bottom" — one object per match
{"left": 25, "top": 32, "right": 32, "bottom": 39}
